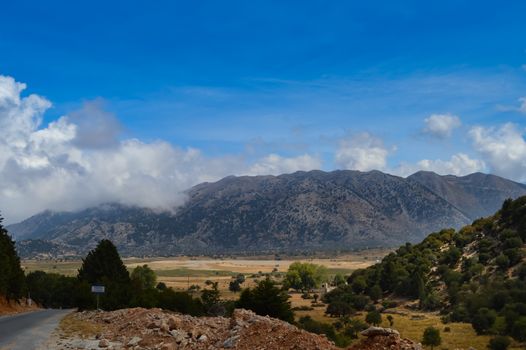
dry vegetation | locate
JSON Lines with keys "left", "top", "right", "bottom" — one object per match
{"left": 58, "top": 312, "right": 103, "bottom": 338}
{"left": 0, "top": 296, "right": 39, "bottom": 315}
{"left": 21, "top": 249, "right": 520, "bottom": 349}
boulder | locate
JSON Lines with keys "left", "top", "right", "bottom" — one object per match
{"left": 361, "top": 327, "right": 400, "bottom": 337}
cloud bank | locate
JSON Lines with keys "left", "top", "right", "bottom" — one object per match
{"left": 0, "top": 75, "right": 321, "bottom": 223}
{"left": 335, "top": 133, "right": 391, "bottom": 171}
{"left": 2, "top": 74, "right": 526, "bottom": 223}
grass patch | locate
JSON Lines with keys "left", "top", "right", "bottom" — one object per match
{"left": 153, "top": 268, "right": 240, "bottom": 277}
{"left": 22, "top": 261, "right": 81, "bottom": 276}
{"left": 326, "top": 268, "right": 355, "bottom": 276}
{"left": 59, "top": 313, "right": 102, "bottom": 339}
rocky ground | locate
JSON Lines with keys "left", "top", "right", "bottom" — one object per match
{"left": 49, "top": 308, "right": 422, "bottom": 350}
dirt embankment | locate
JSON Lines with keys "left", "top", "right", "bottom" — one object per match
{"left": 0, "top": 296, "right": 39, "bottom": 315}
{"left": 54, "top": 308, "right": 421, "bottom": 350}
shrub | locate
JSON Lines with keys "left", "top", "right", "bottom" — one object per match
{"left": 511, "top": 317, "right": 526, "bottom": 342}
{"left": 488, "top": 336, "right": 511, "bottom": 350}
{"left": 422, "top": 327, "right": 441, "bottom": 350}
{"left": 472, "top": 308, "right": 497, "bottom": 334}
{"left": 326, "top": 301, "right": 353, "bottom": 317}
{"left": 365, "top": 310, "right": 382, "bottom": 326}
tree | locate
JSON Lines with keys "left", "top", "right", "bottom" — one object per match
{"left": 0, "top": 216, "right": 25, "bottom": 300}
{"left": 313, "top": 293, "right": 319, "bottom": 303}
{"left": 26, "top": 271, "right": 78, "bottom": 308}
{"left": 326, "top": 301, "right": 353, "bottom": 317}
{"left": 130, "top": 265, "right": 158, "bottom": 308}
{"left": 235, "top": 274, "right": 245, "bottom": 284}
{"left": 77, "top": 239, "right": 131, "bottom": 310}
{"left": 229, "top": 280, "right": 241, "bottom": 292}
{"left": 368, "top": 284, "right": 382, "bottom": 302}
{"left": 351, "top": 276, "right": 367, "bottom": 294}
{"left": 496, "top": 254, "right": 510, "bottom": 270}
{"left": 333, "top": 274, "right": 347, "bottom": 287}
{"left": 422, "top": 327, "right": 441, "bottom": 350}
{"left": 236, "top": 278, "right": 293, "bottom": 322}
{"left": 201, "top": 281, "right": 222, "bottom": 316}
{"left": 472, "top": 308, "right": 497, "bottom": 334}
{"left": 131, "top": 265, "right": 157, "bottom": 290}
{"left": 157, "top": 287, "right": 204, "bottom": 316}
{"left": 365, "top": 310, "right": 382, "bottom": 326}
{"left": 511, "top": 317, "right": 526, "bottom": 342}
{"left": 284, "top": 262, "right": 326, "bottom": 292}
{"left": 387, "top": 315, "right": 394, "bottom": 327}
{"left": 488, "top": 336, "right": 511, "bottom": 350}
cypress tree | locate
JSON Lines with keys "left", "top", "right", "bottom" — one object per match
{"left": 0, "top": 215, "right": 25, "bottom": 300}
{"left": 77, "top": 239, "right": 131, "bottom": 310}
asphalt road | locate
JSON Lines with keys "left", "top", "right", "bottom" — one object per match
{"left": 0, "top": 309, "right": 72, "bottom": 350}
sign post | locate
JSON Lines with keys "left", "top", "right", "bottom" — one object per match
{"left": 91, "top": 285, "right": 105, "bottom": 310}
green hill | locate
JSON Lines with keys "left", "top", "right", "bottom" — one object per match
{"left": 328, "top": 196, "right": 526, "bottom": 342}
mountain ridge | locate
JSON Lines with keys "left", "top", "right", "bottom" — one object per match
{"left": 8, "top": 170, "right": 526, "bottom": 257}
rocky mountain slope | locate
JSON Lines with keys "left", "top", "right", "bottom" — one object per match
{"left": 408, "top": 171, "right": 526, "bottom": 220}
{"left": 9, "top": 170, "right": 526, "bottom": 257}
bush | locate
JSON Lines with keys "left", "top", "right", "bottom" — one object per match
{"left": 488, "top": 336, "right": 511, "bottom": 350}
{"left": 297, "top": 316, "right": 352, "bottom": 347}
{"left": 511, "top": 317, "right": 526, "bottom": 342}
{"left": 326, "top": 301, "right": 353, "bottom": 317}
{"left": 365, "top": 310, "right": 382, "bottom": 326}
{"left": 472, "top": 308, "right": 497, "bottom": 334}
{"left": 229, "top": 280, "right": 241, "bottom": 292}
{"left": 292, "top": 305, "right": 314, "bottom": 311}
{"left": 496, "top": 255, "right": 510, "bottom": 270}
{"left": 422, "top": 327, "right": 441, "bottom": 350}
{"left": 26, "top": 271, "right": 78, "bottom": 308}
{"left": 157, "top": 288, "right": 204, "bottom": 316}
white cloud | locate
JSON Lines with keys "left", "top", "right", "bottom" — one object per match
{"left": 469, "top": 123, "right": 526, "bottom": 182}
{"left": 519, "top": 97, "right": 526, "bottom": 114}
{"left": 395, "top": 153, "right": 486, "bottom": 177}
{"left": 246, "top": 153, "right": 322, "bottom": 176}
{"left": 0, "top": 75, "right": 321, "bottom": 223}
{"left": 335, "top": 133, "right": 390, "bottom": 171}
{"left": 422, "top": 114, "right": 461, "bottom": 138}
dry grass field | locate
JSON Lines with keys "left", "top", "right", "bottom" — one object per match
{"left": 21, "top": 249, "right": 387, "bottom": 290}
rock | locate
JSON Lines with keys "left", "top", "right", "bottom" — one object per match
{"left": 197, "top": 334, "right": 208, "bottom": 342}
{"left": 223, "top": 335, "right": 240, "bottom": 348}
{"left": 98, "top": 339, "right": 110, "bottom": 348}
{"left": 361, "top": 326, "right": 400, "bottom": 337}
{"left": 167, "top": 317, "right": 179, "bottom": 330}
{"left": 160, "top": 343, "right": 176, "bottom": 350}
{"left": 159, "top": 321, "right": 169, "bottom": 332}
{"left": 169, "top": 330, "right": 186, "bottom": 343}
{"left": 127, "top": 336, "right": 142, "bottom": 346}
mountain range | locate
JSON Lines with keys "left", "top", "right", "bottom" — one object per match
{"left": 9, "top": 170, "right": 526, "bottom": 257}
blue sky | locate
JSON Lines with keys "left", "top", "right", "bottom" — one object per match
{"left": 1, "top": 1, "right": 526, "bottom": 221}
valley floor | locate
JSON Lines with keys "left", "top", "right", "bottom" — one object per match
{"left": 20, "top": 251, "right": 525, "bottom": 350}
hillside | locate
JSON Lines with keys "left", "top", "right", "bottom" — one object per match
{"left": 408, "top": 171, "right": 526, "bottom": 220}
{"left": 9, "top": 170, "right": 526, "bottom": 257}
{"left": 333, "top": 195, "right": 526, "bottom": 343}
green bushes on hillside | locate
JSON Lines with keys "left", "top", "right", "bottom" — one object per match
{"left": 325, "top": 196, "right": 526, "bottom": 342}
